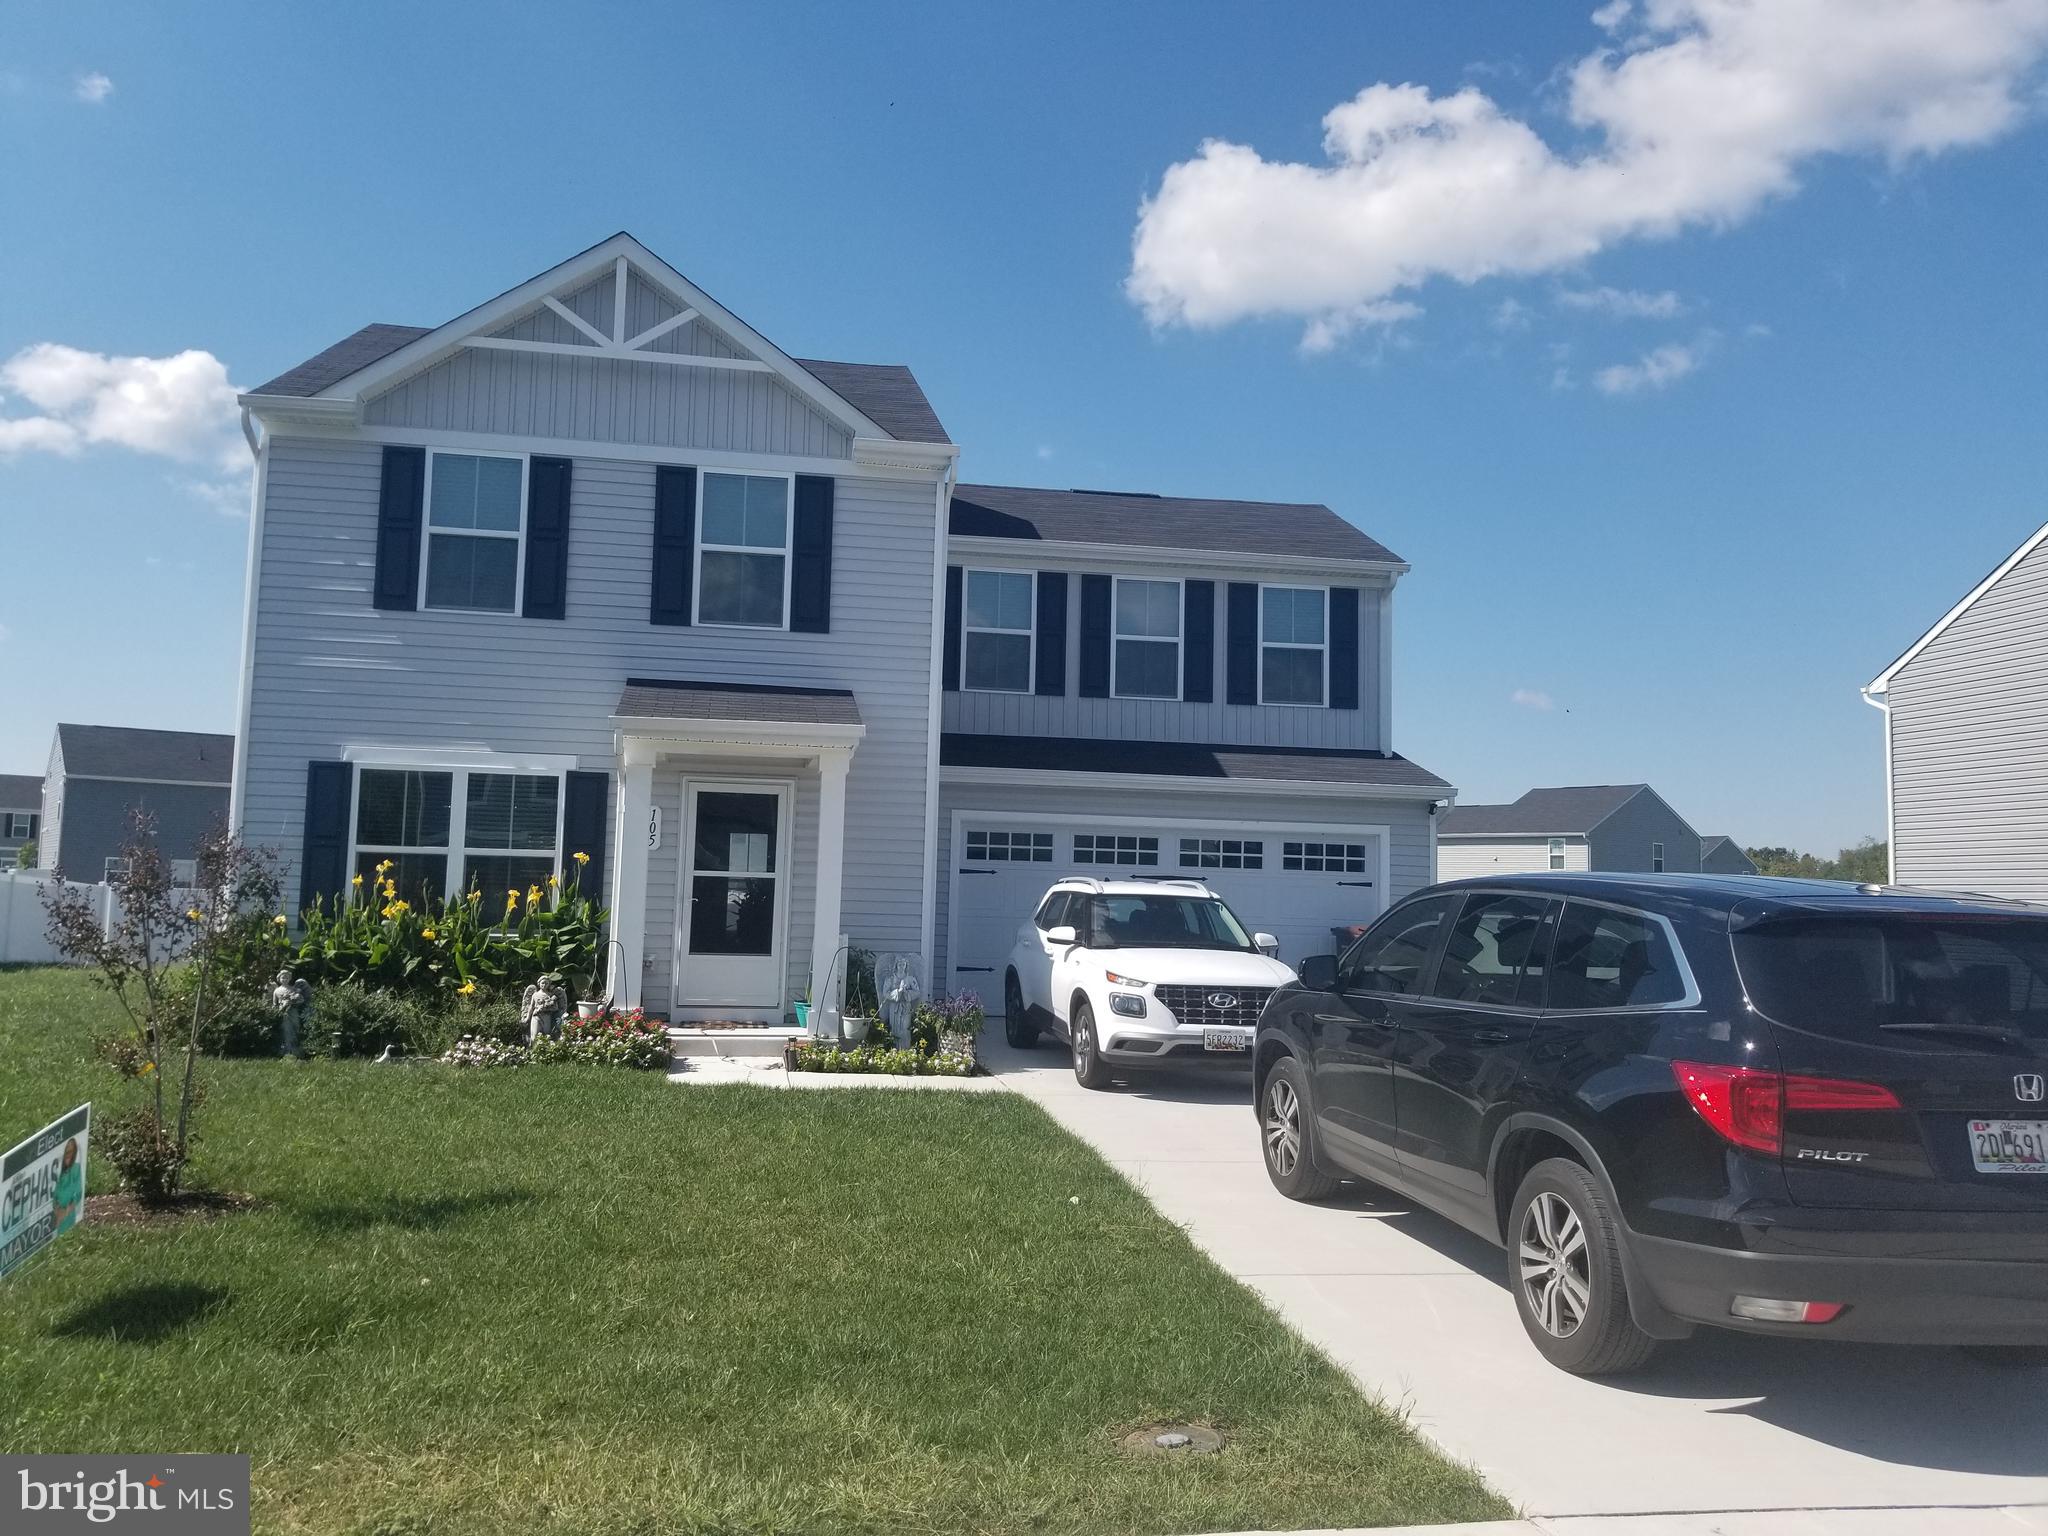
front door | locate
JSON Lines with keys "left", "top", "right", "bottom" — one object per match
{"left": 677, "top": 782, "right": 789, "bottom": 1010}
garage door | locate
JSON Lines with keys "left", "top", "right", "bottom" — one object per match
{"left": 949, "top": 817, "right": 1387, "bottom": 999}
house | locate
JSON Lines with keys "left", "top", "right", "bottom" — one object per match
{"left": 0, "top": 774, "right": 41, "bottom": 865}
{"left": 232, "top": 233, "right": 1453, "bottom": 1023}
{"left": 1864, "top": 520, "right": 2048, "bottom": 901}
{"left": 1698, "top": 835, "right": 1758, "bottom": 876}
{"left": 1437, "top": 785, "right": 1701, "bottom": 880}
{"left": 38, "top": 725, "right": 234, "bottom": 881}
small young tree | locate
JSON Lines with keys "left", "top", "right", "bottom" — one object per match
{"left": 43, "top": 811, "right": 283, "bottom": 1202}
{"left": 13, "top": 838, "right": 33, "bottom": 869}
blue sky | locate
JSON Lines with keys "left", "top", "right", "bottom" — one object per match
{"left": 2, "top": 1, "right": 2044, "bottom": 853}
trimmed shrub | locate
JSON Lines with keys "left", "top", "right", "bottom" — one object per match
{"left": 309, "top": 985, "right": 420, "bottom": 1059}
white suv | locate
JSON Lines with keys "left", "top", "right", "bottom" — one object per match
{"left": 1003, "top": 877, "right": 1298, "bottom": 1089}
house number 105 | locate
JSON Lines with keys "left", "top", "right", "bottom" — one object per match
{"left": 647, "top": 805, "right": 662, "bottom": 851}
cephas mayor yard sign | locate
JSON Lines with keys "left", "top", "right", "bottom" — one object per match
{"left": 5, "top": 1456, "right": 250, "bottom": 1534}
{"left": 0, "top": 1103, "right": 89, "bottom": 1281}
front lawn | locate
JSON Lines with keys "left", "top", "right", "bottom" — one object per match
{"left": 0, "top": 966, "right": 1506, "bottom": 1534}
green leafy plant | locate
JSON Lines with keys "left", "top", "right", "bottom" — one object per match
{"left": 788, "top": 1040, "right": 974, "bottom": 1076}
{"left": 14, "top": 838, "right": 35, "bottom": 869}
{"left": 528, "top": 1008, "right": 670, "bottom": 1069}
{"left": 909, "top": 992, "right": 984, "bottom": 1057}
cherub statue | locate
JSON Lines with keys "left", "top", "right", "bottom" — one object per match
{"left": 270, "top": 967, "right": 312, "bottom": 1057}
{"left": 521, "top": 971, "right": 569, "bottom": 1043}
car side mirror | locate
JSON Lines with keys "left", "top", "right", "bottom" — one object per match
{"left": 1298, "top": 953, "right": 1339, "bottom": 991}
{"left": 1254, "top": 932, "right": 1280, "bottom": 958}
{"left": 1045, "top": 924, "right": 1078, "bottom": 946}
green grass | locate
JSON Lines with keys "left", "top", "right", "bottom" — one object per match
{"left": 0, "top": 967, "right": 1507, "bottom": 1535}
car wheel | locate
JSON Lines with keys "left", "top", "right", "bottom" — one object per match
{"left": 1508, "top": 1158, "right": 1657, "bottom": 1376}
{"left": 1260, "top": 1056, "right": 1341, "bottom": 1201}
{"left": 1962, "top": 1345, "right": 2048, "bottom": 1369}
{"left": 1003, "top": 973, "right": 1039, "bottom": 1048}
{"left": 1071, "top": 1000, "right": 1113, "bottom": 1090}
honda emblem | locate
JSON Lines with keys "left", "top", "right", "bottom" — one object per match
{"left": 2016, "top": 1074, "right": 2045, "bottom": 1104}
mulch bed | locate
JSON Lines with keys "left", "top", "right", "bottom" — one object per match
{"left": 84, "top": 1191, "right": 262, "bottom": 1228}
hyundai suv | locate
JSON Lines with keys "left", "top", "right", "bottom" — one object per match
{"left": 1253, "top": 873, "right": 2048, "bottom": 1374}
{"left": 1004, "top": 877, "right": 1296, "bottom": 1089}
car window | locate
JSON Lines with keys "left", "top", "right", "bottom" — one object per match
{"left": 1034, "top": 893, "right": 1071, "bottom": 931}
{"left": 1547, "top": 902, "right": 1689, "bottom": 1010}
{"left": 1079, "top": 894, "right": 1254, "bottom": 950}
{"left": 1430, "top": 894, "right": 1558, "bottom": 1007}
{"left": 1340, "top": 895, "right": 1457, "bottom": 995}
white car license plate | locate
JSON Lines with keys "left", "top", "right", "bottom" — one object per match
{"left": 1204, "top": 1027, "right": 1251, "bottom": 1053}
{"left": 1969, "top": 1119, "right": 2048, "bottom": 1174}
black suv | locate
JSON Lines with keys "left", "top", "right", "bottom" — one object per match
{"left": 1252, "top": 873, "right": 2048, "bottom": 1374}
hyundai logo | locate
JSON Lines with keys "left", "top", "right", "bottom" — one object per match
{"left": 1208, "top": 992, "right": 1240, "bottom": 1010}
{"left": 2016, "top": 1074, "right": 2045, "bottom": 1104}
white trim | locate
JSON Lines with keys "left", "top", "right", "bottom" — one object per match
{"left": 624, "top": 307, "right": 698, "bottom": 351}
{"left": 543, "top": 294, "right": 612, "bottom": 348}
{"left": 611, "top": 255, "right": 629, "bottom": 343}
{"left": 71, "top": 774, "right": 232, "bottom": 789}
{"left": 228, "top": 423, "right": 270, "bottom": 835}
{"left": 673, "top": 776, "right": 795, "bottom": 1014}
{"left": 947, "top": 532, "right": 1408, "bottom": 580}
{"left": 611, "top": 722, "right": 867, "bottom": 755}
{"left": 918, "top": 458, "right": 959, "bottom": 996}
{"left": 1256, "top": 581, "right": 1330, "bottom": 708}
{"left": 691, "top": 469, "right": 795, "bottom": 630}
{"left": 945, "top": 808, "right": 1395, "bottom": 992}
{"left": 462, "top": 335, "right": 774, "bottom": 374}
{"left": 418, "top": 449, "right": 528, "bottom": 615}
{"left": 1378, "top": 581, "right": 1395, "bottom": 751}
{"left": 339, "top": 744, "right": 580, "bottom": 772}
{"left": 1865, "top": 519, "right": 2048, "bottom": 695}
{"left": 939, "top": 763, "right": 1454, "bottom": 801}
{"left": 960, "top": 567, "right": 1036, "bottom": 695}
{"left": 1111, "top": 575, "right": 1184, "bottom": 702}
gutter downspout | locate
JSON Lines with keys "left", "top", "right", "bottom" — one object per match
{"left": 227, "top": 407, "right": 268, "bottom": 839}
{"left": 1860, "top": 682, "right": 1896, "bottom": 885}
{"left": 916, "top": 449, "right": 962, "bottom": 994}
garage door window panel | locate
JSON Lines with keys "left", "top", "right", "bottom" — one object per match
{"left": 1260, "top": 585, "right": 1327, "bottom": 706}
{"left": 1180, "top": 837, "right": 1262, "bottom": 870}
{"left": 1113, "top": 578, "right": 1181, "bottom": 700}
{"left": 1074, "top": 833, "right": 1158, "bottom": 867}
{"left": 962, "top": 570, "right": 1035, "bottom": 693}
{"left": 966, "top": 829, "right": 1052, "bottom": 863}
{"left": 1284, "top": 839, "right": 1370, "bottom": 873}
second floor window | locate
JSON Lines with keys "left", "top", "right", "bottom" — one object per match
{"left": 424, "top": 453, "right": 524, "bottom": 612}
{"left": 1261, "top": 586, "right": 1327, "bottom": 706}
{"left": 3, "top": 812, "right": 34, "bottom": 840}
{"left": 697, "top": 472, "right": 792, "bottom": 628}
{"left": 963, "top": 569, "right": 1034, "bottom": 692}
{"left": 1114, "top": 578, "right": 1181, "bottom": 700}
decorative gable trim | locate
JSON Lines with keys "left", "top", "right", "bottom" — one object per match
{"left": 1865, "top": 519, "right": 2048, "bottom": 696}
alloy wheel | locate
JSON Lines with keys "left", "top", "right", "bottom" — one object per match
{"left": 1518, "top": 1191, "right": 1591, "bottom": 1338}
{"left": 1264, "top": 1078, "right": 1301, "bottom": 1177}
{"left": 1073, "top": 1012, "right": 1093, "bottom": 1070}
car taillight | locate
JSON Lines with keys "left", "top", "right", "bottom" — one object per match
{"left": 1670, "top": 1062, "right": 1901, "bottom": 1156}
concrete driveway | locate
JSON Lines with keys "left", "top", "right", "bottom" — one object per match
{"left": 983, "top": 1037, "right": 2048, "bottom": 1527}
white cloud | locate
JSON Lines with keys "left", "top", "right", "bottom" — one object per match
{"left": 1299, "top": 299, "right": 1421, "bottom": 355}
{"left": 0, "top": 344, "right": 244, "bottom": 471}
{"left": 1556, "top": 285, "right": 1685, "bottom": 318}
{"left": 73, "top": 72, "right": 113, "bottom": 104}
{"left": 1594, "top": 341, "right": 1701, "bottom": 393}
{"left": 1035, "top": 444, "right": 1055, "bottom": 460}
{"left": 1492, "top": 296, "right": 1533, "bottom": 330}
{"left": 1512, "top": 688, "right": 1556, "bottom": 710}
{"left": 1128, "top": 0, "right": 2048, "bottom": 349}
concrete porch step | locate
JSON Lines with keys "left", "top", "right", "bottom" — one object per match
{"left": 665, "top": 1027, "right": 801, "bottom": 1059}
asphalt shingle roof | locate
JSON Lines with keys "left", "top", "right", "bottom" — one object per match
{"left": 1438, "top": 785, "right": 1648, "bottom": 837}
{"left": 55, "top": 725, "right": 235, "bottom": 785}
{"left": 251, "top": 324, "right": 432, "bottom": 398}
{"left": 615, "top": 678, "right": 862, "bottom": 727}
{"left": 941, "top": 733, "right": 1449, "bottom": 790}
{"left": 0, "top": 773, "right": 42, "bottom": 808}
{"left": 949, "top": 484, "right": 1401, "bottom": 563}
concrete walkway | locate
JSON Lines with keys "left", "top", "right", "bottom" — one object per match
{"left": 982, "top": 1037, "right": 2048, "bottom": 1530}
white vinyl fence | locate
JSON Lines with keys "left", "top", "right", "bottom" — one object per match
{"left": 0, "top": 870, "right": 124, "bottom": 966}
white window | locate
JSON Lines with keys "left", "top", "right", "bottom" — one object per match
{"left": 1074, "top": 833, "right": 1158, "bottom": 867}
{"left": 1181, "top": 837, "right": 1262, "bottom": 870}
{"left": 1283, "top": 840, "right": 1369, "bottom": 873}
{"left": 352, "top": 766, "right": 561, "bottom": 904}
{"left": 103, "top": 857, "right": 128, "bottom": 883}
{"left": 422, "top": 452, "right": 525, "bottom": 613}
{"left": 696, "top": 471, "right": 793, "bottom": 628}
{"left": 1652, "top": 841, "right": 1665, "bottom": 874}
{"left": 962, "top": 570, "right": 1035, "bottom": 692}
{"left": 171, "top": 859, "right": 198, "bottom": 886}
{"left": 965, "top": 829, "right": 1052, "bottom": 863}
{"left": 1549, "top": 837, "right": 1566, "bottom": 871}
{"left": 3, "top": 812, "right": 34, "bottom": 840}
{"left": 1260, "top": 585, "right": 1327, "bottom": 706}
{"left": 1113, "top": 577, "right": 1181, "bottom": 700}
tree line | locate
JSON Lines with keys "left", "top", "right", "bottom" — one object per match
{"left": 1743, "top": 838, "right": 1888, "bottom": 883}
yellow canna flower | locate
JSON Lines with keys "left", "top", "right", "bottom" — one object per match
{"left": 466, "top": 889, "right": 481, "bottom": 902}
{"left": 376, "top": 859, "right": 394, "bottom": 875}
{"left": 526, "top": 885, "right": 541, "bottom": 905}
{"left": 185, "top": 907, "right": 203, "bottom": 922}
{"left": 272, "top": 914, "right": 288, "bottom": 927}
{"left": 457, "top": 980, "right": 476, "bottom": 996}
{"left": 547, "top": 873, "right": 558, "bottom": 887}
{"left": 383, "top": 881, "right": 397, "bottom": 900}
{"left": 572, "top": 850, "right": 590, "bottom": 865}
{"left": 421, "top": 927, "right": 437, "bottom": 941}
{"left": 506, "top": 888, "right": 520, "bottom": 900}
{"left": 352, "top": 874, "right": 364, "bottom": 887}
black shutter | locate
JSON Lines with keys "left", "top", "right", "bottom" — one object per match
{"left": 1329, "top": 588, "right": 1360, "bottom": 710}
{"left": 790, "top": 475, "right": 834, "bottom": 632}
{"left": 562, "top": 770, "right": 610, "bottom": 900}
{"left": 1183, "top": 580, "right": 1215, "bottom": 704}
{"left": 942, "top": 566, "right": 963, "bottom": 690}
{"left": 373, "top": 446, "right": 426, "bottom": 611}
{"left": 1226, "top": 582, "right": 1258, "bottom": 705}
{"left": 299, "top": 761, "right": 352, "bottom": 917}
{"left": 1078, "top": 574, "right": 1112, "bottom": 698}
{"left": 650, "top": 465, "right": 696, "bottom": 625}
{"left": 1034, "top": 572, "right": 1067, "bottom": 696}
{"left": 522, "top": 456, "right": 573, "bottom": 620}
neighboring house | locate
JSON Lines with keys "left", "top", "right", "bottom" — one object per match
{"left": 38, "top": 725, "right": 234, "bottom": 881}
{"left": 0, "top": 773, "right": 41, "bottom": 864}
{"left": 232, "top": 232, "right": 1453, "bottom": 1023}
{"left": 1698, "top": 835, "right": 1758, "bottom": 876}
{"left": 1864, "top": 520, "right": 2048, "bottom": 901}
{"left": 1438, "top": 785, "right": 1702, "bottom": 880}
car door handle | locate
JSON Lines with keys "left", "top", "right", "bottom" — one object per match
{"left": 1471, "top": 1028, "right": 1517, "bottom": 1044}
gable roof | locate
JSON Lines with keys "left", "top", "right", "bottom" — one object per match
{"left": 1867, "top": 519, "right": 2048, "bottom": 695}
{"left": 54, "top": 725, "right": 235, "bottom": 785}
{"left": 1700, "top": 834, "right": 1734, "bottom": 858}
{"left": 949, "top": 484, "right": 1402, "bottom": 564}
{"left": 1439, "top": 784, "right": 1648, "bottom": 837}
{"left": 0, "top": 773, "right": 42, "bottom": 809}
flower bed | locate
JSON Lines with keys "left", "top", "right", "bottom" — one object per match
{"left": 788, "top": 1041, "right": 975, "bottom": 1076}
{"left": 443, "top": 1009, "right": 669, "bottom": 1070}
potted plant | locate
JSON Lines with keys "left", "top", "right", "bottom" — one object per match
{"left": 838, "top": 947, "right": 882, "bottom": 1044}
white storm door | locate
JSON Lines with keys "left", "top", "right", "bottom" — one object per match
{"left": 677, "top": 781, "right": 790, "bottom": 1009}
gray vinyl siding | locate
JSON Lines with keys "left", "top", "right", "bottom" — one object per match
{"left": 1586, "top": 789, "right": 1701, "bottom": 874}
{"left": 943, "top": 553, "right": 1389, "bottom": 749}
{"left": 48, "top": 779, "right": 228, "bottom": 881}
{"left": 239, "top": 437, "right": 938, "bottom": 965}
{"left": 1437, "top": 835, "right": 1589, "bottom": 880}
{"left": 1700, "top": 841, "right": 1758, "bottom": 876}
{"left": 1885, "top": 533, "right": 2048, "bottom": 902}
{"left": 361, "top": 332, "right": 852, "bottom": 459}
{"left": 930, "top": 780, "right": 1434, "bottom": 982}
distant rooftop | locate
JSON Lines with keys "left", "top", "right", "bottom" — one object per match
{"left": 55, "top": 725, "right": 234, "bottom": 785}
{"left": 1439, "top": 785, "right": 1649, "bottom": 837}
{"left": 950, "top": 483, "right": 1401, "bottom": 563}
